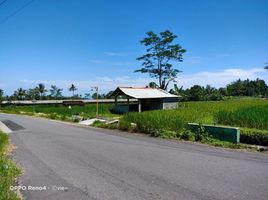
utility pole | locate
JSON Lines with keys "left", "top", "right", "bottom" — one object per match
{"left": 91, "top": 86, "right": 99, "bottom": 118}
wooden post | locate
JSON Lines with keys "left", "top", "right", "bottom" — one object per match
{"left": 96, "top": 87, "right": 99, "bottom": 118}
{"left": 138, "top": 99, "right": 141, "bottom": 112}
{"left": 127, "top": 97, "right": 130, "bottom": 112}
{"left": 115, "top": 95, "right": 118, "bottom": 106}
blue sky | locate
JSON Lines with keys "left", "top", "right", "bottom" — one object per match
{"left": 0, "top": 0, "right": 268, "bottom": 95}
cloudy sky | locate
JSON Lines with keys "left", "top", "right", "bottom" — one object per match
{"left": 0, "top": 0, "right": 268, "bottom": 95}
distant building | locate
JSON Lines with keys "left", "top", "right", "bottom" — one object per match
{"left": 111, "top": 87, "right": 180, "bottom": 113}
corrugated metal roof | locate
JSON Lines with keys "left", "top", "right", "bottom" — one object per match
{"left": 114, "top": 87, "right": 180, "bottom": 99}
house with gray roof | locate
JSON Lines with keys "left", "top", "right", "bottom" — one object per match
{"left": 111, "top": 87, "right": 180, "bottom": 113}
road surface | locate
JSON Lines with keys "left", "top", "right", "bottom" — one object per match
{"left": 0, "top": 113, "right": 268, "bottom": 200}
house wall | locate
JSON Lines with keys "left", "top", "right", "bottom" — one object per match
{"left": 163, "top": 97, "right": 178, "bottom": 109}
{"left": 141, "top": 98, "right": 163, "bottom": 111}
{"left": 114, "top": 105, "right": 129, "bottom": 113}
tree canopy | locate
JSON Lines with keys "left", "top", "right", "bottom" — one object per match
{"left": 135, "top": 30, "right": 186, "bottom": 90}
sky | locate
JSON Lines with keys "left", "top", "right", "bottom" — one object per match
{"left": 0, "top": 0, "right": 268, "bottom": 96}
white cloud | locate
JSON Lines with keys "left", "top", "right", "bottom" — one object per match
{"left": 176, "top": 68, "right": 267, "bottom": 88}
{"left": 104, "top": 52, "right": 124, "bottom": 56}
{"left": 20, "top": 76, "right": 151, "bottom": 93}
{"left": 88, "top": 59, "right": 136, "bottom": 66}
{"left": 20, "top": 67, "right": 268, "bottom": 93}
{"left": 103, "top": 51, "right": 139, "bottom": 56}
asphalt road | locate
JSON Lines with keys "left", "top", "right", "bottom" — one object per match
{"left": 0, "top": 113, "right": 268, "bottom": 200}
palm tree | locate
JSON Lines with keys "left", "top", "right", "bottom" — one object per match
{"left": 69, "top": 84, "right": 77, "bottom": 99}
{"left": 0, "top": 89, "right": 4, "bottom": 103}
{"left": 50, "top": 85, "right": 63, "bottom": 100}
{"left": 15, "top": 88, "right": 27, "bottom": 100}
{"left": 37, "top": 83, "right": 47, "bottom": 100}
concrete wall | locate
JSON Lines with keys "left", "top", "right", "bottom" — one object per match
{"left": 163, "top": 97, "right": 178, "bottom": 109}
{"left": 141, "top": 98, "right": 163, "bottom": 111}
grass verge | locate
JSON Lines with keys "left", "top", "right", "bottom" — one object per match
{"left": 0, "top": 132, "right": 21, "bottom": 200}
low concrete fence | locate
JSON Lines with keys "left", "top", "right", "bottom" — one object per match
{"left": 1, "top": 99, "right": 137, "bottom": 105}
{"left": 188, "top": 123, "right": 240, "bottom": 143}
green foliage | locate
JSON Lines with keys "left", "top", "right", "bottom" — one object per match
{"left": 119, "top": 99, "right": 268, "bottom": 145}
{"left": 50, "top": 85, "right": 63, "bottom": 99}
{"left": 216, "top": 105, "right": 268, "bottom": 130}
{"left": 135, "top": 30, "right": 186, "bottom": 90}
{"left": 0, "top": 132, "right": 21, "bottom": 200}
{"left": 226, "top": 78, "right": 268, "bottom": 97}
{"left": 0, "top": 133, "right": 8, "bottom": 152}
{"left": 240, "top": 128, "right": 268, "bottom": 146}
{"left": 0, "top": 104, "right": 118, "bottom": 120}
{"left": 92, "top": 120, "right": 118, "bottom": 129}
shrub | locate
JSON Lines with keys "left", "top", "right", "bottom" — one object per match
{"left": 240, "top": 128, "right": 268, "bottom": 146}
{"left": 158, "top": 130, "right": 178, "bottom": 138}
{"left": 48, "top": 113, "right": 58, "bottom": 119}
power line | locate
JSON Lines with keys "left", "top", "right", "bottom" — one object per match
{"left": 0, "top": 0, "right": 35, "bottom": 25}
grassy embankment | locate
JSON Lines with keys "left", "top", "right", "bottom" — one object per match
{"left": 0, "top": 132, "right": 21, "bottom": 200}
{"left": 116, "top": 98, "right": 268, "bottom": 146}
{"left": 0, "top": 104, "right": 117, "bottom": 121}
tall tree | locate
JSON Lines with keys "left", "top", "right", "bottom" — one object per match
{"left": 37, "top": 83, "right": 47, "bottom": 100}
{"left": 27, "top": 88, "right": 40, "bottom": 100}
{"left": 69, "top": 84, "right": 77, "bottom": 98}
{"left": 50, "top": 85, "right": 63, "bottom": 100}
{"left": 135, "top": 30, "right": 186, "bottom": 90}
{"left": 0, "top": 89, "right": 4, "bottom": 103}
{"left": 14, "top": 88, "right": 27, "bottom": 100}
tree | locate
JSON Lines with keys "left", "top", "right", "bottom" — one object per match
{"left": 135, "top": 30, "right": 186, "bottom": 90}
{"left": 0, "top": 89, "right": 4, "bottom": 103}
{"left": 148, "top": 82, "right": 158, "bottom": 88}
{"left": 169, "top": 84, "right": 188, "bottom": 101}
{"left": 37, "top": 83, "right": 47, "bottom": 100}
{"left": 187, "top": 85, "right": 205, "bottom": 101}
{"left": 50, "top": 85, "right": 63, "bottom": 100}
{"left": 92, "top": 92, "right": 104, "bottom": 99}
{"left": 13, "top": 88, "right": 27, "bottom": 100}
{"left": 84, "top": 93, "right": 91, "bottom": 99}
{"left": 26, "top": 88, "right": 40, "bottom": 100}
{"left": 105, "top": 90, "right": 114, "bottom": 99}
{"left": 69, "top": 84, "right": 77, "bottom": 99}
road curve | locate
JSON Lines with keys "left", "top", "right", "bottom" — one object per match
{"left": 0, "top": 113, "right": 268, "bottom": 200}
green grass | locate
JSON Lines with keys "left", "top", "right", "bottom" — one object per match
{"left": 215, "top": 105, "right": 268, "bottom": 130}
{"left": 0, "top": 132, "right": 21, "bottom": 200}
{"left": 0, "top": 104, "right": 118, "bottom": 121}
{"left": 118, "top": 98, "right": 268, "bottom": 146}
{"left": 240, "top": 128, "right": 268, "bottom": 146}
{"left": 120, "top": 98, "right": 268, "bottom": 132}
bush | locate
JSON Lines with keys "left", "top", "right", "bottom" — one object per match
{"left": 48, "top": 113, "right": 58, "bottom": 119}
{"left": 240, "top": 128, "right": 268, "bottom": 146}
{"left": 158, "top": 130, "right": 178, "bottom": 138}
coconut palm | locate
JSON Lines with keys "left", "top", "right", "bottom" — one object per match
{"left": 15, "top": 88, "right": 27, "bottom": 100}
{"left": 50, "top": 85, "right": 63, "bottom": 100}
{"left": 0, "top": 89, "right": 4, "bottom": 103}
{"left": 37, "top": 83, "right": 47, "bottom": 100}
{"left": 69, "top": 84, "right": 77, "bottom": 99}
